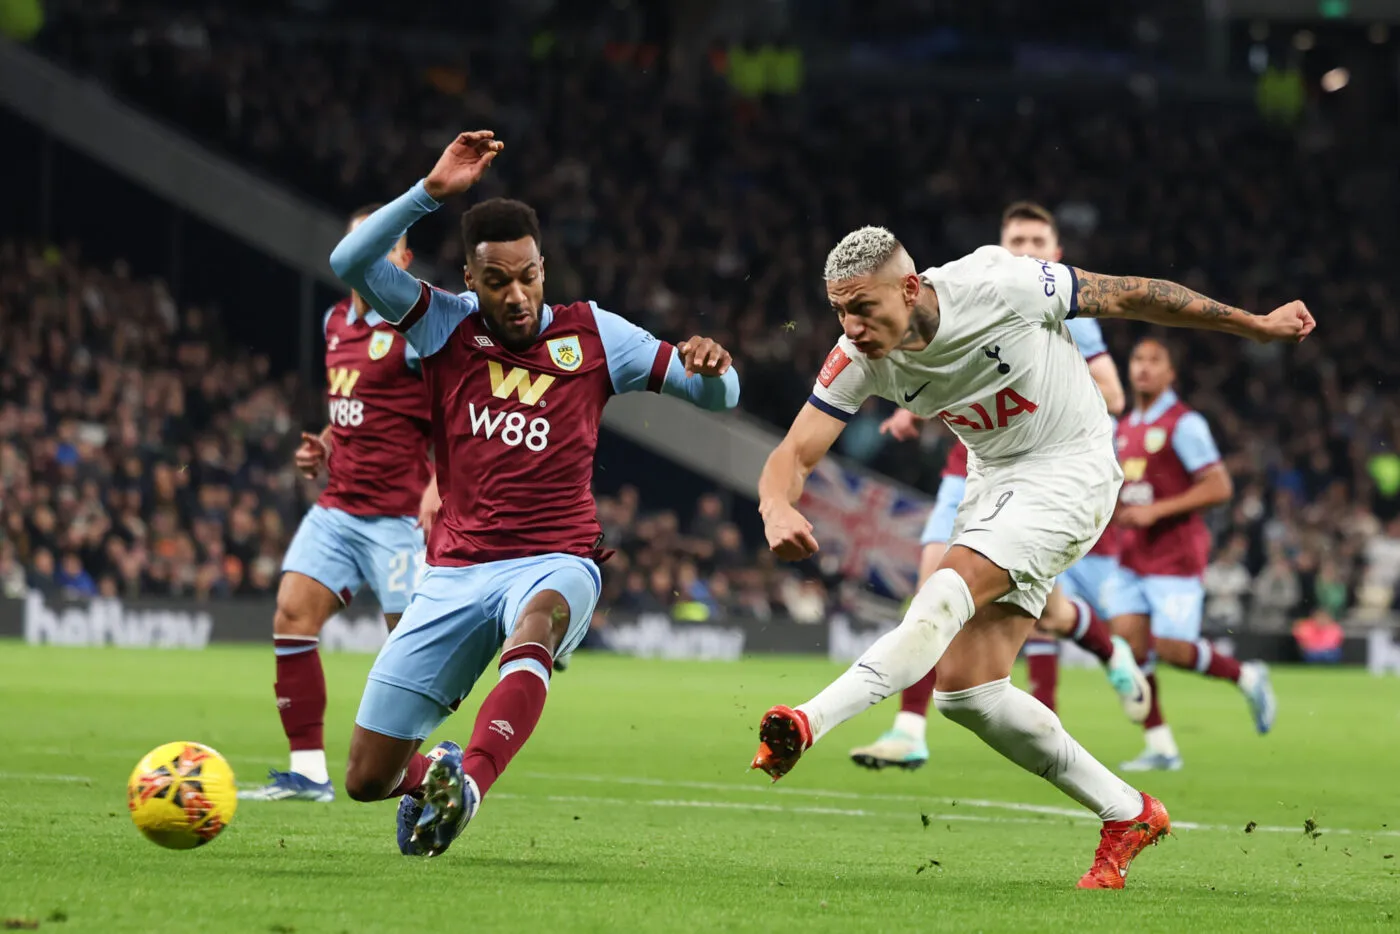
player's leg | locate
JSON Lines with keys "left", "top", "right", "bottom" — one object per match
{"left": 352, "top": 513, "right": 426, "bottom": 632}
{"left": 1110, "top": 568, "right": 1180, "bottom": 771}
{"left": 406, "top": 555, "right": 602, "bottom": 856}
{"left": 753, "top": 542, "right": 1002, "bottom": 780}
{"left": 849, "top": 538, "right": 946, "bottom": 771}
{"left": 1147, "top": 577, "right": 1276, "bottom": 735}
{"left": 1051, "top": 559, "right": 1151, "bottom": 722}
{"left": 758, "top": 470, "right": 1066, "bottom": 777}
{"left": 933, "top": 585, "right": 1168, "bottom": 890}
{"left": 345, "top": 562, "right": 505, "bottom": 854}
{"left": 241, "top": 507, "right": 362, "bottom": 802}
{"left": 1024, "top": 587, "right": 1065, "bottom": 711}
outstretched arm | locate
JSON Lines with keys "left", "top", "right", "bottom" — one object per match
{"left": 759, "top": 403, "right": 847, "bottom": 561}
{"left": 1071, "top": 269, "right": 1315, "bottom": 343}
{"left": 596, "top": 309, "right": 740, "bottom": 411}
{"left": 329, "top": 184, "right": 438, "bottom": 323}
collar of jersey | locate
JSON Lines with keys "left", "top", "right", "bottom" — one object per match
{"left": 1130, "top": 388, "right": 1179, "bottom": 426}
{"left": 345, "top": 303, "right": 385, "bottom": 328}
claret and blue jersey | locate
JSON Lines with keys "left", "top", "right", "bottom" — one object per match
{"left": 329, "top": 179, "right": 741, "bottom": 741}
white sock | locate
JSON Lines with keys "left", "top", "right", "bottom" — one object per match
{"left": 893, "top": 710, "right": 927, "bottom": 742}
{"left": 1144, "top": 724, "right": 1179, "bottom": 758}
{"left": 1237, "top": 661, "right": 1260, "bottom": 694}
{"left": 935, "top": 678, "right": 1143, "bottom": 822}
{"left": 798, "top": 568, "right": 974, "bottom": 743}
{"left": 290, "top": 749, "right": 329, "bottom": 784}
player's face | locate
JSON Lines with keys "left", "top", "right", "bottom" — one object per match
{"left": 465, "top": 237, "right": 545, "bottom": 348}
{"left": 1129, "top": 340, "right": 1175, "bottom": 396}
{"left": 827, "top": 271, "right": 919, "bottom": 359}
{"left": 1000, "top": 219, "right": 1061, "bottom": 262}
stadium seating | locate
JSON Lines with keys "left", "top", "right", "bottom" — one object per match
{"left": 10, "top": 2, "right": 1400, "bottom": 627}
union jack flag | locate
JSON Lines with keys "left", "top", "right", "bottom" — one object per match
{"left": 798, "top": 460, "right": 931, "bottom": 598}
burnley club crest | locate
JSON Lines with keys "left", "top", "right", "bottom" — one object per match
{"left": 547, "top": 336, "right": 583, "bottom": 372}
{"left": 368, "top": 331, "right": 395, "bottom": 361}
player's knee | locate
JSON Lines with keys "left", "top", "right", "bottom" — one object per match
{"left": 343, "top": 757, "right": 392, "bottom": 803}
{"left": 273, "top": 599, "right": 324, "bottom": 637}
{"left": 934, "top": 679, "right": 1008, "bottom": 729}
{"left": 507, "top": 589, "right": 571, "bottom": 653}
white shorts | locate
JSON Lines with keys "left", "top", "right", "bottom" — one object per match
{"left": 951, "top": 452, "right": 1123, "bottom": 617}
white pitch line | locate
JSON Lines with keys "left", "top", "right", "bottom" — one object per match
{"left": 0, "top": 771, "right": 91, "bottom": 783}
{"left": 516, "top": 771, "right": 1400, "bottom": 838}
{"left": 492, "top": 792, "right": 1058, "bottom": 827}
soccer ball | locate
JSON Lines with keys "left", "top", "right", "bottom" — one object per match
{"left": 127, "top": 742, "right": 237, "bottom": 849}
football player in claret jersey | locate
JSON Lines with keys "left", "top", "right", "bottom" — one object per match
{"left": 751, "top": 225, "right": 1313, "bottom": 887}
{"left": 242, "top": 207, "right": 435, "bottom": 804}
{"left": 1110, "top": 337, "right": 1276, "bottom": 772}
{"left": 850, "top": 203, "right": 1148, "bottom": 772}
{"left": 328, "top": 131, "right": 740, "bottom": 857}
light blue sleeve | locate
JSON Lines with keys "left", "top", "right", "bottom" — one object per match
{"left": 920, "top": 475, "right": 967, "bottom": 545}
{"left": 594, "top": 304, "right": 740, "bottom": 410}
{"left": 1065, "top": 317, "right": 1107, "bottom": 360}
{"left": 328, "top": 180, "right": 475, "bottom": 357}
{"left": 1172, "top": 411, "right": 1222, "bottom": 473}
{"left": 403, "top": 339, "right": 421, "bottom": 371}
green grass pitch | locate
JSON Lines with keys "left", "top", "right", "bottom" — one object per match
{"left": 1, "top": 643, "right": 1398, "bottom": 933}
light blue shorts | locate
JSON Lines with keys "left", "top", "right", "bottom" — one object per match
{"left": 1056, "top": 555, "right": 1120, "bottom": 622}
{"left": 354, "top": 553, "right": 602, "bottom": 740}
{"left": 919, "top": 475, "right": 967, "bottom": 546}
{"left": 1106, "top": 567, "right": 1205, "bottom": 641}
{"left": 282, "top": 505, "right": 424, "bottom": 614}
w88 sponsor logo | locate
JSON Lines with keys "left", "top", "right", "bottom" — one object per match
{"left": 467, "top": 402, "right": 551, "bottom": 451}
{"left": 328, "top": 398, "right": 364, "bottom": 427}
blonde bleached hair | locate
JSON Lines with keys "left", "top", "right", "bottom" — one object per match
{"left": 823, "top": 226, "right": 904, "bottom": 282}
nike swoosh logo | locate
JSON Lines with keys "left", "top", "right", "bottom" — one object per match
{"left": 903, "top": 382, "right": 930, "bottom": 403}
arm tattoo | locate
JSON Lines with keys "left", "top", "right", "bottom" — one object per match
{"left": 1073, "top": 269, "right": 1248, "bottom": 330}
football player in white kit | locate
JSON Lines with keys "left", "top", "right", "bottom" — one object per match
{"left": 750, "top": 227, "right": 1314, "bottom": 888}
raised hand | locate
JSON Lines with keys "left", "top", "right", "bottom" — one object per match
{"left": 294, "top": 431, "right": 328, "bottom": 480}
{"left": 1256, "top": 300, "right": 1315, "bottom": 344}
{"left": 678, "top": 336, "right": 733, "bottom": 377}
{"left": 424, "top": 131, "right": 505, "bottom": 201}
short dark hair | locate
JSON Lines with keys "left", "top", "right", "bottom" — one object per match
{"left": 349, "top": 203, "right": 384, "bottom": 222}
{"left": 1134, "top": 335, "right": 1177, "bottom": 367}
{"left": 1000, "top": 201, "right": 1059, "bottom": 238}
{"left": 461, "top": 198, "right": 541, "bottom": 256}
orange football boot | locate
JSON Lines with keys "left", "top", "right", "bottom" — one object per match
{"left": 1077, "top": 793, "right": 1171, "bottom": 889}
{"left": 749, "top": 705, "right": 812, "bottom": 782}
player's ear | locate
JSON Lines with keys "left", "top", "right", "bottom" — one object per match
{"left": 401, "top": 247, "right": 414, "bottom": 268}
{"left": 462, "top": 264, "right": 475, "bottom": 291}
{"left": 903, "top": 272, "right": 920, "bottom": 304}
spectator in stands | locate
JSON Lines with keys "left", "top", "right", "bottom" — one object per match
{"left": 1203, "top": 533, "right": 1252, "bottom": 632}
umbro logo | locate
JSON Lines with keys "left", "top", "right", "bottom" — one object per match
{"left": 475, "top": 335, "right": 494, "bottom": 347}
{"left": 489, "top": 719, "right": 515, "bottom": 740}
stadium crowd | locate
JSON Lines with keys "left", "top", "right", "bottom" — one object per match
{"left": 8, "top": 4, "right": 1400, "bottom": 628}
{"left": 0, "top": 239, "right": 818, "bottom": 617}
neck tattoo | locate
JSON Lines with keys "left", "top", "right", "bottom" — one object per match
{"left": 898, "top": 300, "right": 940, "bottom": 350}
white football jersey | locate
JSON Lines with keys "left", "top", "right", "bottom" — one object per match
{"left": 810, "top": 245, "right": 1114, "bottom": 467}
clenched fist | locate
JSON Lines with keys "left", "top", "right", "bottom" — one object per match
{"left": 677, "top": 336, "right": 733, "bottom": 377}
{"left": 764, "top": 503, "right": 820, "bottom": 562}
